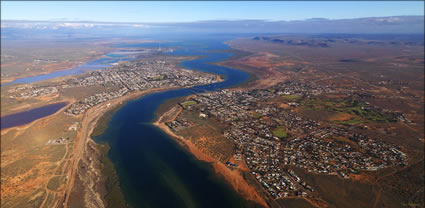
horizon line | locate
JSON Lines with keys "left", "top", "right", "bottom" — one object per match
{"left": 2, "top": 15, "right": 424, "bottom": 24}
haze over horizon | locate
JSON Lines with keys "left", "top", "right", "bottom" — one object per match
{"left": 2, "top": 16, "right": 424, "bottom": 38}
{"left": 2, "top": 1, "right": 424, "bottom": 23}
{"left": 2, "top": 1, "right": 424, "bottom": 36}
{"left": 1, "top": 2, "right": 424, "bottom": 208}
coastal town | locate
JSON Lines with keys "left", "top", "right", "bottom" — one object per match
{"left": 65, "top": 60, "right": 219, "bottom": 115}
{"left": 5, "top": 59, "right": 220, "bottom": 115}
{"left": 165, "top": 80, "right": 409, "bottom": 201}
{"left": 2, "top": 2, "right": 424, "bottom": 208}
{"left": 3, "top": 53, "right": 416, "bottom": 207}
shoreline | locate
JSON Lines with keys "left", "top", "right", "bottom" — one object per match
{"left": 1, "top": 48, "right": 114, "bottom": 85}
{"left": 2, "top": 39, "right": 264, "bottom": 207}
{"left": 209, "top": 48, "right": 258, "bottom": 90}
{"left": 1, "top": 39, "right": 158, "bottom": 85}
{"left": 2, "top": 53, "right": 226, "bottom": 207}
{"left": 153, "top": 106, "right": 269, "bottom": 208}
{"left": 62, "top": 86, "right": 180, "bottom": 207}
{"left": 0, "top": 98, "right": 75, "bottom": 135}
{"left": 65, "top": 42, "right": 259, "bottom": 207}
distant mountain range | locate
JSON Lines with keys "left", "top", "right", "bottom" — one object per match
{"left": 1, "top": 16, "right": 423, "bottom": 40}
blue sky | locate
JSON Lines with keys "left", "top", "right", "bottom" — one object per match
{"left": 2, "top": 1, "right": 424, "bottom": 22}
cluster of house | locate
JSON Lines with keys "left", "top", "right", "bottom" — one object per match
{"left": 174, "top": 80, "right": 407, "bottom": 200}
{"left": 377, "top": 80, "right": 409, "bottom": 87}
{"left": 45, "top": 137, "right": 70, "bottom": 145}
{"left": 66, "top": 60, "right": 218, "bottom": 90}
{"left": 283, "top": 130, "right": 408, "bottom": 176}
{"left": 165, "top": 117, "right": 192, "bottom": 132}
{"left": 9, "top": 86, "right": 58, "bottom": 99}
{"left": 45, "top": 123, "right": 78, "bottom": 146}
{"left": 65, "top": 60, "right": 218, "bottom": 115}
{"left": 65, "top": 88, "right": 129, "bottom": 115}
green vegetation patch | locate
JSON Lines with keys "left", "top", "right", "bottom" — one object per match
{"left": 180, "top": 100, "right": 197, "bottom": 108}
{"left": 301, "top": 98, "right": 394, "bottom": 125}
{"left": 272, "top": 127, "right": 288, "bottom": 138}
{"left": 282, "top": 94, "right": 300, "bottom": 100}
{"left": 252, "top": 111, "right": 262, "bottom": 119}
{"left": 152, "top": 75, "right": 164, "bottom": 80}
{"left": 335, "top": 117, "right": 365, "bottom": 126}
